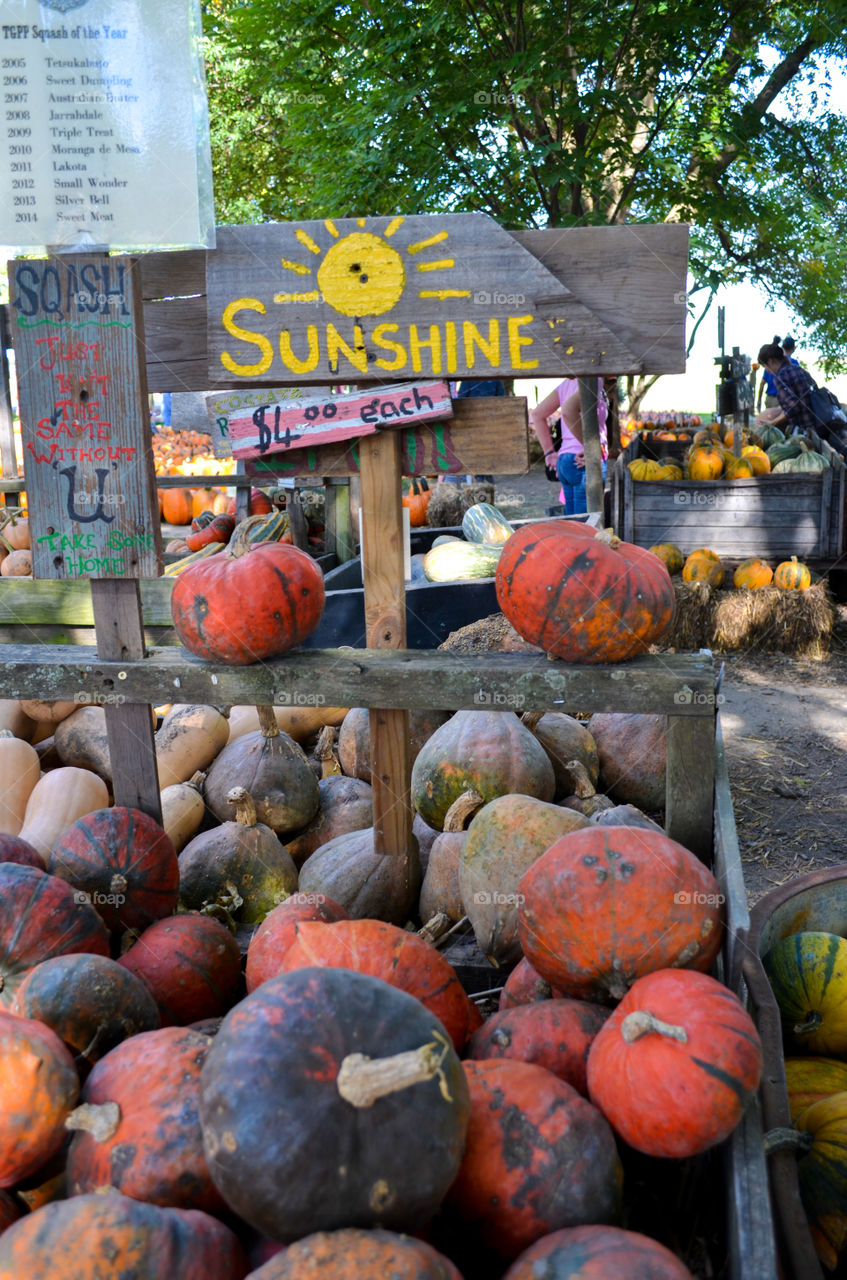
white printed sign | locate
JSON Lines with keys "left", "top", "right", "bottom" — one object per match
{"left": 0, "top": 0, "right": 213, "bottom": 249}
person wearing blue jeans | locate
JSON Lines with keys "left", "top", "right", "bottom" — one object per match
{"left": 557, "top": 450, "right": 607, "bottom": 514}
{"left": 529, "top": 378, "right": 608, "bottom": 514}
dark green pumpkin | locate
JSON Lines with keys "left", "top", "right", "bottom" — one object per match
{"left": 411, "top": 711, "right": 555, "bottom": 830}
{"left": 199, "top": 967, "right": 470, "bottom": 1240}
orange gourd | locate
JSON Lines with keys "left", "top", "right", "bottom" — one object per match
{"left": 161, "top": 488, "right": 194, "bottom": 526}
{"left": 773, "top": 556, "right": 811, "bottom": 590}
{"left": 741, "top": 446, "right": 771, "bottom": 475}
{"left": 687, "top": 447, "right": 724, "bottom": 480}
{"left": 723, "top": 456, "right": 755, "bottom": 479}
{"left": 2, "top": 517, "right": 29, "bottom": 551}
{"left": 649, "top": 544, "right": 684, "bottom": 575}
{"left": 402, "top": 478, "right": 431, "bottom": 526}
{"left": 682, "top": 549, "right": 724, "bottom": 587}
{"left": 733, "top": 558, "right": 773, "bottom": 590}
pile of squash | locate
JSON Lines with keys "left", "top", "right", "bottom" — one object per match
{"left": 0, "top": 696, "right": 755, "bottom": 1276}
{"left": 0, "top": 512, "right": 30, "bottom": 578}
{"left": 629, "top": 424, "right": 832, "bottom": 483}
{"left": 648, "top": 544, "right": 813, "bottom": 592}
{"left": 762, "top": 930, "right": 847, "bottom": 1270}
{"left": 418, "top": 502, "right": 515, "bottom": 583}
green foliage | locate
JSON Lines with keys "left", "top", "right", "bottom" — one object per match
{"left": 202, "top": 0, "right": 847, "bottom": 369}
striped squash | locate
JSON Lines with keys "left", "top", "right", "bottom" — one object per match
{"left": 163, "top": 542, "right": 226, "bottom": 577}
{"left": 461, "top": 503, "right": 514, "bottom": 545}
{"left": 245, "top": 510, "right": 290, "bottom": 544}
{"left": 423, "top": 541, "right": 501, "bottom": 582}
{"left": 773, "top": 556, "right": 812, "bottom": 590}
{"left": 795, "top": 1090, "right": 847, "bottom": 1270}
{"left": 785, "top": 1057, "right": 847, "bottom": 1122}
{"left": 763, "top": 931, "right": 847, "bottom": 1054}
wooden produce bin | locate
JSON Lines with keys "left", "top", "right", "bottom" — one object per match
{"left": 612, "top": 431, "right": 846, "bottom": 562}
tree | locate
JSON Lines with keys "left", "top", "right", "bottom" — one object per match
{"left": 202, "top": 0, "right": 847, "bottom": 387}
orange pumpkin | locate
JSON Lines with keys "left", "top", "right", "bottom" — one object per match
{"left": 0, "top": 1011, "right": 79, "bottom": 1188}
{"left": 723, "top": 456, "right": 755, "bottom": 480}
{"left": 161, "top": 488, "right": 194, "bottom": 526}
{"left": 687, "top": 446, "right": 724, "bottom": 480}
{"left": 682, "top": 549, "right": 724, "bottom": 587}
{"left": 402, "top": 478, "right": 431, "bottom": 527}
{"left": 2, "top": 517, "right": 29, "bottom": 551}
{"left": 773, "top": 556, "right": 811, "bottom": 590}
{"left": 733, "top": 558, "right": 773, "bottom": 590}
{"left": 649, "top": 544, "right": 684, "bottom": 574}
{"left": 741, "top": 446, "right": 771, "bottom": 475}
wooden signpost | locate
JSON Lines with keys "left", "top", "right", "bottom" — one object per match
{"left": 6, "top": 253, "right": 163, "bottom": 822}
{"left": 228, "top": 380, "right": 452, "bottom": 460}
{"left": 207, "top": 385, "right": 331, "bottom": 458}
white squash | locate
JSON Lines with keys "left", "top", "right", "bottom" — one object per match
{"left": 160, "top": 772, "right": 206, "bottom": 852}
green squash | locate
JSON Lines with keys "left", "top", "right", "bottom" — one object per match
{"left": 461, "top": 503, "right": 514, "bottom": 545}
{"left": 422, "top": 541, "right": 502, "bottom": 582}
{"left": 762, "top": 931, "right": 847, "bottom": 1055}
{"left": 767, "top": 439, "right": 806, "bottom": 467}
{"left": 757, "top": 424, "right": 785, "bottom": 449}
{"left": 773, "top": 450, "right": 829, "bottom": 474}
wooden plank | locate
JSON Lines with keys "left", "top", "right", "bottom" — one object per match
{"left": 207, "top": 385, "right": 331, "bottom": 458}
{"left": 725, "top": 1093, "right": 781, "bottom": 1280}
{"left": 623, "top": 467, "right": 634, "bottom": 542}
{"left": 8, "top": 255, "right": 163, "bottom": 580}
{"left": 0, "top": 307, "right": 21, "bottom": 505}
{"left": 359, "top": 430, "right": 412, "bottom": 858}
{"left": 579, "top": 378, "right": 604, "bottom": 515}
{"left": 142, "top": 295, "right": 210, "bottom": 393}
{"left": 230, "top": 381, "right": 452, "bottom": 460}
{"left": 665, "top": 712, "right": 715, "bottom": 861}
{"left": 0, "top": 624, "right": 176, "bottom": 647}
{"left": 0, "top": 646, "right": 717, "bottom": 715}
{"left": 246, "top": 397, "right": 529, "bottom": 482}
{"left": 512, "top": 225, "right": 689, "bottom": 374}
{"left": 137, "top": 250, "right": 205, "bottom": 301}
{"left": 90, "top": 579, "right": 162, "bottom": 824}
{"left": 206, "top": 216, "right": 638, "bottom": 385}
{"left": 713, "top": 713, "right": 750, "bottom": 994}
{"left": 324, "top": 480, "right": 353, "bottom": 563}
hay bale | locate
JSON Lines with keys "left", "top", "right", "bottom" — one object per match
{"left": 439, "top": 613, "right": 541, "bottom": 655}
{"left": 426, "top": 483, "right": 496, "bottom": 528}
{"left": 665, "top": 579, "right": 834, "bottom": 658}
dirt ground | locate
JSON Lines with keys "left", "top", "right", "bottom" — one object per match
{"left": 493, "top": 461, "right": 847, "bottom": 906}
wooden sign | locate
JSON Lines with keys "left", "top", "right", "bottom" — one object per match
{"left": 206, "top": 385, "right": 331, "bottom": 457}
{"left": 228, "top": 381, "right": 452, "bottom": 460}
{"left": 7, "top": 254, "right": 162, "bottom": 579}
{"left": 246, "top": 395, "right": 528, "bottom": 482}
{"left": 206, "top": 214, "right": 639, "bottom": 385}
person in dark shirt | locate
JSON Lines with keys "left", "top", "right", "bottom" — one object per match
{"left": 756, "top": 342, "right": 821, "bottom": 434}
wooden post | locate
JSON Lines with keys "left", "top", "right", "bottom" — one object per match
{"left": 324, "top": 478, "right": 354, "bottom": 563}
{"left": 358, "top": 429, "right": 411, "bottom": 858}
{"left": 579, "top": 377, "right": 605, "bottom": 515}
{"left": 665, "top": 712, "right": 715, "bottom": 862}
{"left": 0, "top": 308, "right": 20, "bottom": 510}
{"left": 91, "top": 579, "right": 162, "bottom": 824}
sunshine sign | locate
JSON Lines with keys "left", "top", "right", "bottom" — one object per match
{"left": 206, "top": 213, "right": 634, "bottom": 384}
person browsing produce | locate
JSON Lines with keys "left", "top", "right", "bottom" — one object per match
{"left": 529, "top": 379, "right": 608, "bottom": 515}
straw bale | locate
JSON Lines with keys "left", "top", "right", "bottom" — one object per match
{"left": 664, "top": 579, "right": 834, "bottom": 658}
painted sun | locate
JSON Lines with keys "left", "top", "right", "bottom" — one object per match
{"left": 273, "top": 217, "right": 471, "bottom": 317}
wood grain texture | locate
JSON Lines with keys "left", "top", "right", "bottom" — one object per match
{"left": 0, "top": 645, "right": 718, "bottom": 715}
{"left": 206, "top": 215, "right": 637, "bottom": 384}
{"left": 246, "top": 397, "right": 529, "bottom": 482}
{"left": 359, "top": 430, "right": 412, "bottom": 857}
{"left": 8, "top": 255, "right": 163, "bottom": 580}
{"left": 90, "top": 578, "right": 162, "bottom": 824}
{"left": 511, "top": 224, "right": 689, "bottom": 373}
{"left": 665, "top": 712, "right": 715, "bottom": 862}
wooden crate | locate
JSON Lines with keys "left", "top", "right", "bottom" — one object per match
{"left": 612, "top": 431, "right": 846, "bottom": 561}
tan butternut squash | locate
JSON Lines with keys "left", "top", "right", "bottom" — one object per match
{"left": 18, "top": 767, "right": 109, "bottom": 859}
{"left": 0, "top": 549, "right": 32, "bottom": 576}
{"left": 0, "top": 699, "right": 38, "bottom": 742}
{"left": 2, "top": 515, "right": 29, "bottom": 550}
{"left": 0, "top": 730, "right": 41, "bottom": 836}
{"left": 160, "top": 771, "right": 206, "bottom": 852}
{"left": 20, "top": 699, "right": 78, "bottom": 726}
{"left": 155, "top": 704, "right": 229, "bottom": 789}
{"left": 227, "top": 704, "right": 349, "bottom": 745}
{"left": 53, "top": 707, "right": 112, "bottom": 781}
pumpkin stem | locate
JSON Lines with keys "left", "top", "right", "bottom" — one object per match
{"left": 0, "top": 730, "right": 12, "bottom": 739}
{"left": 620, "top": 1010, "right": 689, "bottom": 1045}
{"left": 65, "top": 1101, "right": 121, "bottom": 1142}
{"left": 337, "top": 1030, "right": 454, "bottom": 1108}
{"left": 188, "top": 770, "right": 206, "bottom": 791}
{"left": 314, "top": 724, "right": 342, "bottom": 778}
{"left": 442, "top": 789, "right": 485, "bottom": 832}
{"left": 228, "top": 786, "right": 258, "bottom": 827}
{"left": 520, "top": 711, "right": 544, "bottom": 733}
{"left": 565, "top": 760, "right": 596, "bottom": 799}
{"left": 793, "top": 1012, "right": 823, "bottom": 1036}
{"left": 256, "top": 705, "right": 280, "bottom": 738}
{"left": 418, "top": 912, "right": 451, "bottom": 944}
{"left": 225, "top": 515, "right": 268, "bottom": 559}
{"left": 763, "top": 1127, "right": 815, "bottom": 1156}
{"left": 110, "top": 874, "right": 128, "bottom": 896}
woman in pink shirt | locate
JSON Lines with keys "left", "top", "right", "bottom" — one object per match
{"left": 529, "top": 379, "right": 608, "bottom": 514}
